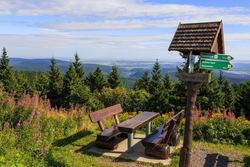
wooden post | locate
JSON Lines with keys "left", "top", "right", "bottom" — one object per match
{"left": 179, "top": 54, "right": 205, "bottom": 167}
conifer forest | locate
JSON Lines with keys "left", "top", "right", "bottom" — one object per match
{"left": 0, "top": 47, "right": 250, "bottom": 119}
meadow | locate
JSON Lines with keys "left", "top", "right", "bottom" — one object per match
{"left": 0, "top": 89, "right": 250, "bottom": 166}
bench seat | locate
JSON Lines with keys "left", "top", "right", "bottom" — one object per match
{"left": 141, "top": 124, "right": 166, "bottom": 148}
{"left": 97, "top": 125, "right": 122, "bottom": 141}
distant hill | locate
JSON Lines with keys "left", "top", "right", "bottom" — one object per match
{"left": 9, "top": 58, "right": 250, "bottom": 85}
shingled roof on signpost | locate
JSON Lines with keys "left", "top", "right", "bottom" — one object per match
{"left": 168, "top": 20, "right": 225, "bottom": 55}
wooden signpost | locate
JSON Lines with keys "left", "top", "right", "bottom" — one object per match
{"left": 168, "top": 21, "right": 231, "bottom": 167}
{"left": 179, "top": 73, "right": 211, "bottom": 83}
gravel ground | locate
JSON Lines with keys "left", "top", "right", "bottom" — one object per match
{"left": 190, "top": 146, "right": 242, "bottom": 167}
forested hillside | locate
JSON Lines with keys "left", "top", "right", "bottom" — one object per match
{"left": 1, "top": 47, "right": 250, "bottom": 118}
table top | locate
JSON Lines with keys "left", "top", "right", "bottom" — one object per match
{"left": 117, "top": 111, "right": 160, "bottom": 133}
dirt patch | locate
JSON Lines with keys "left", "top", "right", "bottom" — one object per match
{"left": 190, "top": 146, "right": 243, "bottom": 167}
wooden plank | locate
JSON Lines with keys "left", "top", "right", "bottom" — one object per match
{"left": 179, "top": 73, "right": 211, "bottom": 83}
{"left": 141, "top": 124, "right": 166, "bottom": 148}
{"left": 161, "top": 119, "right": 172, "bottom": 134}
{"left": 89, "top": 104, "right": 123, "bottom": 123}
{"left": 97, "top": 125, "right": 122, "bottom": 141}
{"left": 163, "top": 119, "right": 176, "bottom": 144}
{"left": 117, "top": 112, "right": 160, "bottom": 133}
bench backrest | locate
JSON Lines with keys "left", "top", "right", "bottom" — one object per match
{"left": 161, "top": 109, "right": 185, "bottom": 144}
{"left": 89, "top": 104, "right": 123, "bottom": 131}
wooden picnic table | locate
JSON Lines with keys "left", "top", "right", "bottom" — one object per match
{"left": 117, "top": 111, "right": 160, "bottom": 154}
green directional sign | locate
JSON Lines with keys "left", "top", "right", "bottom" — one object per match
{"left": 201, "top": 52, "right": 234, "bottom": 61}
{"left": 200, "top": 59, "right": 234, "bottom": 70}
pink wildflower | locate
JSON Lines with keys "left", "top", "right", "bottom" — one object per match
{"left": 37, "top": 133, "right": 42, "bottom": 139}
{"left": 17, "top": 123, "right": 20, "bottom": 127}
{"left": 5, "top": 122, "right": 9, "bottom": 126}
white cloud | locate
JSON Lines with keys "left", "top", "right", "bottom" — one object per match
{"left": 1, "top": 0, "right": 250, "bottom": 31}
{"left": 1, "top": 33, "right": 250, "bottom": 60}
{"left": 225, "top": 33, "right": 250, "bottom": 42}
{"left": 0, "top": 10, "right": 12, "bottom": 15}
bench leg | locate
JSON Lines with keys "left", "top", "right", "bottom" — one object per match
{"left": 169, "top": 133, "right": 181, "bottom": 146}
{"left": 146, "top": 121, "right": 151, "bottom": 136}
{"left": 145, "top": 144, "right": 170, "bottom": 159}
{"left": 96, "top": 137, "right": 118, "bottom": 150}
{"left": 127, "top": 133, "right": 134, "bottom": 154}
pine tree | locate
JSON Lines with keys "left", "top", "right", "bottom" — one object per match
{"left": 172, "top": 62, "right": 187, "bottom": 111}
{"left": 149, "top": 59, "right": 165, "bottom": 113}
{"left": 73, "top": 53, "right": 85, "bottom": 79}
{"left": 62, "top": 62, "right": 77, "bottom": 108}
{"left": 163, "top": 71, "right": 175, "bottom": 112}
{"left": 134, "top": 70, "right": 151, "bottom": 92}
{"left": 47, "top": 57, "right": 63, "bottom": 107}
{"left": 0, "top": 47, "right": 17, "bottom": 93}
{"left": 86, "top": 66, "right": 108, "bottom": 92}
{"left": 238, "top": 81, "right": 250, "bottom": 119}
{"left": 16, "top": 71, "right": 30, "bottom": 99}
{"left": 163, "top": 71, "right": 173, "bottom": 91}
{"left": 108, "top": 64, "right": 122, "bottom": 89}
{"left": 222, "top": 79, "right": 235, "bottom": 110}
{"left": 197, "top": 71, "right": 223, "bottom": 110}
{"left": 218, "top": 70, "right": 225, "bottom": 87}
{"left": 33, "top": 72, "right": 49, "bottom": 99}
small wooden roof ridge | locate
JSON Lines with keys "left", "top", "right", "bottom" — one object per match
{"left": 168, "top": 20, "right": 225, "bottom": 55}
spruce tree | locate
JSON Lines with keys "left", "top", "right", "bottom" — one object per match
{"left": 73, "top": 53, "right": 85, "bottom": 79}
{"left": 238, "top": 81, "right": 250, "bottom": 119}
{"left": 197, "top": 71, "right": 223, "bottom": 109}
{"left": 33, "top": 72, "right": 49, "bottom": 99}
{"left": 222, "top": 79, "right": 235, "bottom": 110}
{"left": 163, "top": 71, "right": 173, "bottom": 91}
{"left": 0, "top": 47, "right": 17, "bottom": 93}
{"left": 86, "top": 66, "right": 108, "bottom": 92}
{"left": 47, "top": 57, "right": 63, "bottom": 107}
{"left": 172, "top": 63, "right": 187, "bottom": 111}
{"left": 163, "top": 71, "right": 175, "bottom": 111}
{"left": 16, "top": 71, "right": 30, "bottom": 99}
{"left": 218, "top": 70, "right": 225, "bottom": 87}
{"left": 108, "top": 64, "right": 122, "bottom": 89}
{"left": 134, "top": 70, "right": 151, "bottom": 92}
{"left": 62, "top": 62, "right": 78, "bottom": 108}
{"left": 149, "top": 59, "right": 165, "bottom": 113}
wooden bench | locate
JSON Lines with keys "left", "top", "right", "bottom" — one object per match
{"left": 89, "top": 104, "right": 123, "bottom": 150}
{"left": 141, "top": 109, "right": 185, "bottom": 159}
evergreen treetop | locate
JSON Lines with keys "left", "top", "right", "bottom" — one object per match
{"left": 47, "top": 56, "right": 63, "bottom": 107}
{"left": 0, "top": 47, "right": 17, "bottom": 93}
{"left": 134, "top": 70, "right": 151, "bottom": 92}
{"left": 73, "top": 53, "right": 85, "bottom": 79}
{"left": 108, "top": 64, "right": 122, "bottom": 89}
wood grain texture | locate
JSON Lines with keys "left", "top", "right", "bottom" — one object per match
{"left": 117, "top": 112, "right": 160, "bottom": 133}
{"left": 89, "top": 104, "right": 123, "bottom": 123}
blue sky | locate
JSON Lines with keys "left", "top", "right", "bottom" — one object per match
{"left": 1, "top": 0, "right": 250, "bottom": 61}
